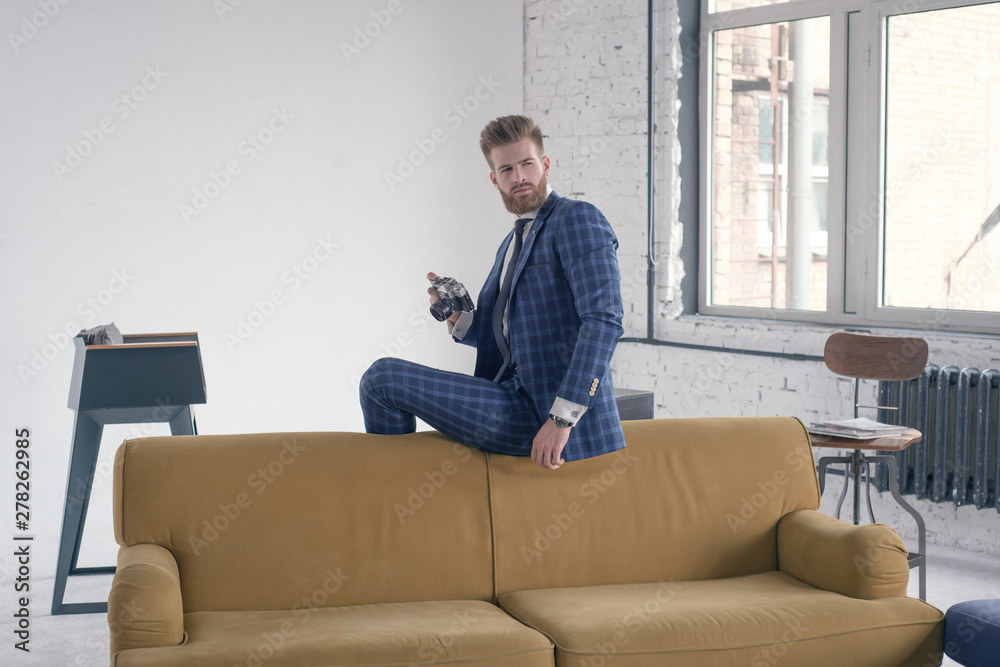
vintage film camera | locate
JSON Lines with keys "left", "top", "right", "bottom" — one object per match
{"left": 429, "top": 276, "right": 474, "bottom": 322}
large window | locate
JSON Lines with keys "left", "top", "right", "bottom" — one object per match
{"left": 701, "top": 0, "right": 1000, "bottom": 333}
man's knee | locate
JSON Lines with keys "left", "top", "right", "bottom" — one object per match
{"left": 360, "top": 357, "right": 402, "bottom": 399}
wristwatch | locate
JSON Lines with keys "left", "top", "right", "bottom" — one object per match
{"left": 549, "top": 414, "right": 574, "bottom": 429}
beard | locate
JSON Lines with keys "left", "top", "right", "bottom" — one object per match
{"left": 499, "top": 174, "right": 548, "bottom": 216}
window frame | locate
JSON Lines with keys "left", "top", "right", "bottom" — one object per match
{"left": 698, "top": 0, "right": 1000, "bottom": 335}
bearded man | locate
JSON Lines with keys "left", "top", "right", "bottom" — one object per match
{"left": 360, "top": 115, "right": 625, "bottom": 469}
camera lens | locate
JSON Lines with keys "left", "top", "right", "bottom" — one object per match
{"left": 430, "top": 299, "right": 453, "bottom": 322}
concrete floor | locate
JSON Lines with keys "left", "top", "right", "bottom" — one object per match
{"left": 4, "top": 543, "right": 997, "bottom": 667}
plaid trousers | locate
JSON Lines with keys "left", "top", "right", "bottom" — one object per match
{"left": 359, "top": 357, "right": 541, "bottom": 456}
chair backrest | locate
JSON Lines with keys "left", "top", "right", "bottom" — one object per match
{"left": 824, "top": 332, "right": 928, "bottom": 381}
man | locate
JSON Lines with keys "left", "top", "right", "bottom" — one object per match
{"left": 360, "top": 115, "right": 625, "bottom": 469}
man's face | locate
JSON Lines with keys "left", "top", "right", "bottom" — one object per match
{"left": 489, "top": 138, "right": 551, "bottom": 216}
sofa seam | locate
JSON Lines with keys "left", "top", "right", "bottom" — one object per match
{"left": 150, "top": 645, "right": 555, "bottom": 667}
{"left": 790, "top": 417, "right": 822, "bottom": 509}
{"left": 496, "top": 603, "right": 563, "bottom": 653}
{"left": 505, "top": 616, "right": 943, "bottom": 657}
{"left": 116, "top": 439, "right": 128, "bottom": 547}
{"left": 915, "top": 598, "right": 947, "bottom": 619}
{"left": 348, "top": 645, "right": 555, "bottom": 666}
{"left": 484, "top": 451, "right": 498, "bottom": 605}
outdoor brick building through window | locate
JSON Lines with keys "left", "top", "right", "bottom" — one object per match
{"left": 703, "top": 0, "right": 1000, "bottom": 332}
{"left": 712, "top": 14, "right": 830, "bottom": 311}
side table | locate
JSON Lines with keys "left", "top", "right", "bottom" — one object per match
{"left": 53, "top": 332, "right": 206, "bottom": 614}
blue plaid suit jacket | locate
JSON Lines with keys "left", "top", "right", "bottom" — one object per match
{"left": 458, "top": 191, "right": 626, "bottom": 461}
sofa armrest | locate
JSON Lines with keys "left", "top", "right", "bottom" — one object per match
{"left": 108, "top": 544, "right": 185, "bottom": 656}
{"left": 777, "top": 508, "right": 909, "bottom": 600}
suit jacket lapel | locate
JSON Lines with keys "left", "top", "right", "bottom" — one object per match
{"left": 509, "top": 191, "right": 560, "bottom": 291}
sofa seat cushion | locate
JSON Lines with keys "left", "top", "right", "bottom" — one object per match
{"left": 498, "top": 571, "right": 944, "bottom": 667}
{"left": 111, "top": 600, "right": 553, "bottom": 667}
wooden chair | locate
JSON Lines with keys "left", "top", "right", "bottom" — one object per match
{"left": 810, "top": 332, "right": 929, "bottom": 600}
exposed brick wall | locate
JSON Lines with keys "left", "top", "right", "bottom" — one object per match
{"left": 523, "top": 0, "right": 1000, "bottom": 554}
{"left": 524, "top": 0, "right": 684, "bottom": 336}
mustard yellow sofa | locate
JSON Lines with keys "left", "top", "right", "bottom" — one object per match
{"left": 108, "top": 417, "right": 944, "bottom": 666}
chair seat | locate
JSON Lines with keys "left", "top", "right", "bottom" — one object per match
{"left": 944, "top": 600, "right": 1000, "bottom": 667}
{"left": 498, "top": 571, "right": 943, "bottom": 667}
{"left": 111, "top": 600, "right": 553, "bottom": 667}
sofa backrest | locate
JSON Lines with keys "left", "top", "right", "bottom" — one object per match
{"left": 488, "top": 417, "right": 820, "bottom": 597}
{"left": 114, "top": 431, "right": 493, "bottom": 613}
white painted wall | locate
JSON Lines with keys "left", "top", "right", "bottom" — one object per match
{"left": 0, "top": 0, "right": 523, "bottom": 578}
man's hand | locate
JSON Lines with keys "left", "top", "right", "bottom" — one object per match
{"left": 532, "top": 419, "right": 570, "bottom": 470}
{"left": 427, "top": 272, "right": 462, "bottom": 324}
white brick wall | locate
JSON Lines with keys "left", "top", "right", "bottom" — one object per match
{"left": 525, "top": 0, "right": 658, "bottom": 337}
{"left": 524, "top": 0, "right": 1000, "bottom": 555}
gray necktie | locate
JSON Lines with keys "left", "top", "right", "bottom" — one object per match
{"left": 492, "top": 218, "right": 529, "bottom": 382}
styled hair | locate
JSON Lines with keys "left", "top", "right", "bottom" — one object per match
{"left": 479, "top": 115, "right": 544, "bottom": 170}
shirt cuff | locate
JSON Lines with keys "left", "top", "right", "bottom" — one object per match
{"left": 450, "top": 310, "right": 475, "bottom": 340}
{"left": 550, "top": 397, "right": 587, "bottom": 426}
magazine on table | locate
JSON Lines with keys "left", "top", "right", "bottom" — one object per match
{"left": 808, "top": 417, "right": 910, "bottom": 440}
